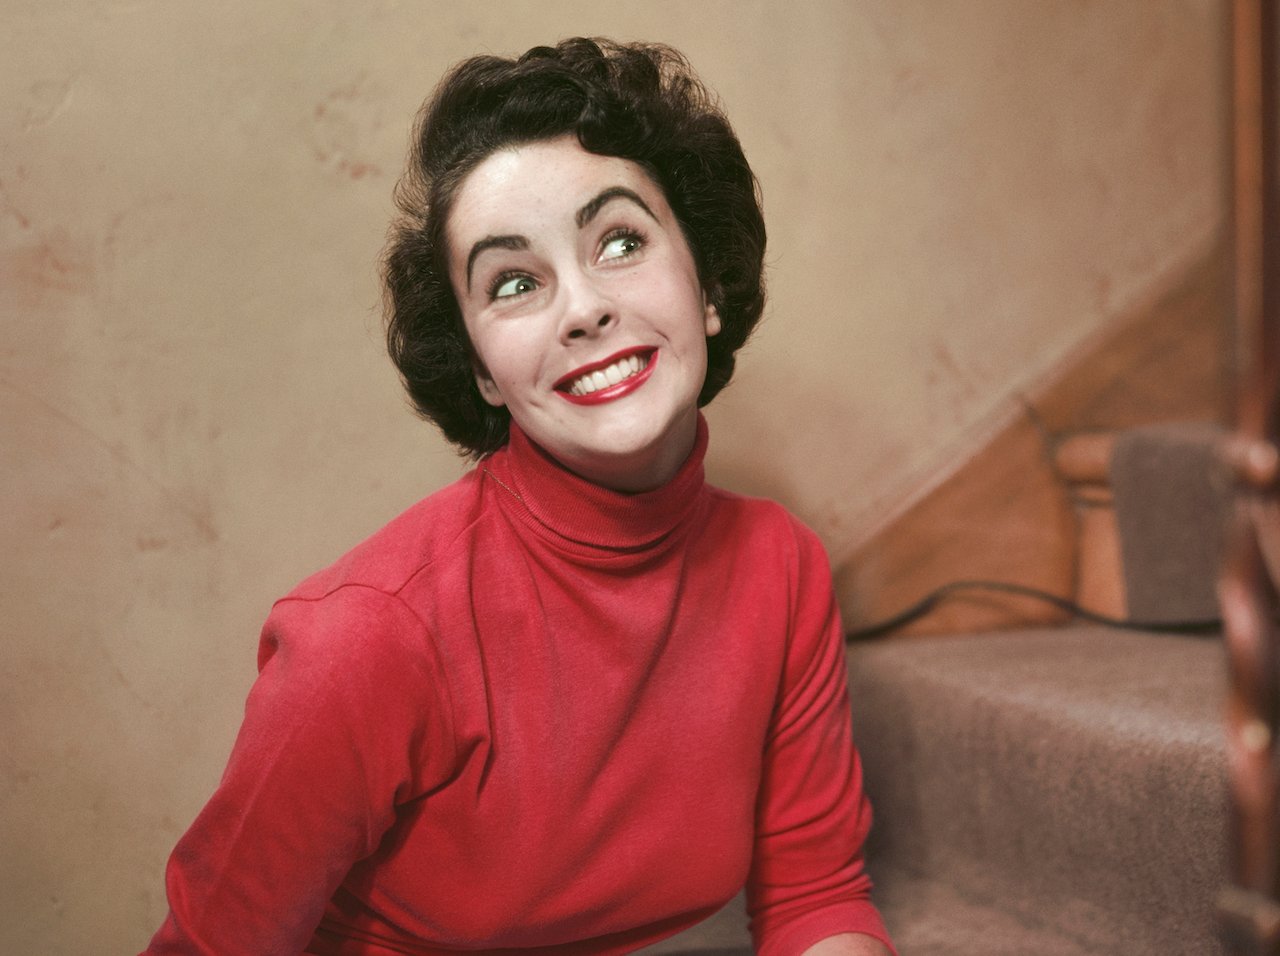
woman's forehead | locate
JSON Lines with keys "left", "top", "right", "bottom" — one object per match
{"left": 447, "top": 138, "right": 668, "bottom": 240}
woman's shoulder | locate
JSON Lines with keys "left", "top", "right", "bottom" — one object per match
{"left": 703, "top": 483, "right": 829, "bottom": 559}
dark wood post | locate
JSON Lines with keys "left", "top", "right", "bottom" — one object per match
{"left": 1218, "top": 1, "right": 1280, "bottom": 952}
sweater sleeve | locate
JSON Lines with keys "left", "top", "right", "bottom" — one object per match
{"left": 142, "top": 584, "right": 456, "bottom": 956}
{"left": 746, "top": 524, "right": 895, "bottom": 956}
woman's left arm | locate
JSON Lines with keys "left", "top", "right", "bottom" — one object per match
{"left": 745, "top": 518, "right": 896, "bottom": 956}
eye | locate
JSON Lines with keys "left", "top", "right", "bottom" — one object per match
{"left": 490, "top": 273, "right": 538, "bottom": 300}
{"left": 600, "top": 230, "right": 644, "bottom": 262}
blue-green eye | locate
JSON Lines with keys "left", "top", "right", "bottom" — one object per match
{"left": 601, "top": 231, "right": 643, "bottom": 261}
{"left": 491, "top": 274, "right": 537, "bottom": 299}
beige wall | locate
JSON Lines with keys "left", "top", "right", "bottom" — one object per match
{"left": 1, "top": 2, "right": 1224, "bottom": 951}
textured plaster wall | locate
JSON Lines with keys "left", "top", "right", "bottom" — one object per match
{"left": 1, "top": 1, "right": 1224, "bottom": 952}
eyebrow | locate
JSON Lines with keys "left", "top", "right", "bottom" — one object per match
{"left": 465, "top": 234, "right": 529, "bottom": 290}
{"left": 464, "top": 186, "right": 659, "bottom": 290}
{"left": 574, "top": 186, "right": 657, "bottom": 229}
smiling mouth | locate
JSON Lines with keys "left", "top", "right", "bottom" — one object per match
{"left": 559, "top": 350, "right": 654, "bottom": 397}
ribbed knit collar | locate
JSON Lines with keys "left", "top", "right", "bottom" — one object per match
{"left": 481, "top": 415, "right": 709, "bottom": 553}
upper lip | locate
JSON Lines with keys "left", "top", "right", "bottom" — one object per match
{"left": 553, "top": 346, "right": 654, "bottom": 391}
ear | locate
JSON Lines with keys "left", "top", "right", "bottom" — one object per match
{"left": 703, "top": 292, "right": 722, "bottom": 337}
{"left": 473, "top": 362, "right": 506, "bottom": 408}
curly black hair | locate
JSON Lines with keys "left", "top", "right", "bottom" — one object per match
{"left": 383, "top": 37, "right": 766, "bottom": 458}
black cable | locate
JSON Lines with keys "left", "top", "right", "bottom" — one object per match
{"left": 844, "top": 579, "right": 1224, "bottom": 641}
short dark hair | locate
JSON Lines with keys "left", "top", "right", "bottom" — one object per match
{"left": 383, "top": 37, "right": 767, "bottom": 458}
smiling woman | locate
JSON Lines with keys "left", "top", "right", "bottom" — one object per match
{"left": 140, "top": 37, "right": 895, "bottom": 956}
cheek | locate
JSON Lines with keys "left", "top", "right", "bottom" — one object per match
{"left": 468, "top": 322, "right": 539, "bottom": 390}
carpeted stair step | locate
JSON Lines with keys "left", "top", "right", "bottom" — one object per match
{"left": 848, "top": 626, "right": 1228, "bottom": 956}
{"left": 864, "top": 867, "right": 1104, "bottom": 956}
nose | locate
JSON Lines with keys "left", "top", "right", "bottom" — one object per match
{"left": 558, "top": 271, "right": 615, "bottom": 343}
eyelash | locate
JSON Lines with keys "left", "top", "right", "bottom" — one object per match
{"left": 600, "top": 228, "right": 646, "bottom": 261}
{"left": 483, "top": 228, "right": 648, "bottom": 301}
{"left": 486, "top": 271, "right": 536, "bottom": 301}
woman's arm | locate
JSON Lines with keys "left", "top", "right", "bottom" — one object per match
{"left": 745, "top": 519, "right": 896, "bottom": 956}
{"left": 801, "top": 932, "right": 895, "bottom": 956}
{"left": 143, "top": 587, "right": 454, "bottom": 954}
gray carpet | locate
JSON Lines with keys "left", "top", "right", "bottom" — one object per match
{"left": 849, "top": 627, "right": 1228, "bottom": 956}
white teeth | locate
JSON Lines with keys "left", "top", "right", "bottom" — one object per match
{"left": 568, "top": 354, "right": 647, "bottom": 396}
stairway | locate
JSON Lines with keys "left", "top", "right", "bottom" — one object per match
{"left": 846, "top": 422, "right": 1232, "bottom": 954}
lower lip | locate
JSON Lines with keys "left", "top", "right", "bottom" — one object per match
{"left": 559, "top": 352, "right": 658, "bottom": 406}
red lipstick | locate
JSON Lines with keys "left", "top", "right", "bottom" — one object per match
{"left": 555, "top": 347, "right": 657, "bottom": 406}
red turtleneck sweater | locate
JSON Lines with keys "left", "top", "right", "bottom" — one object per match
{"left": 143, "top": 418, "right": 893, "bottom": 956}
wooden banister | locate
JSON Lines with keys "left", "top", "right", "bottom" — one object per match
{"left": 1218, "top": 1, "right": 1280, "bottom": 952}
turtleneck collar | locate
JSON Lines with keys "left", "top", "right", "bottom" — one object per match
{"left": 480, "top": 415, "right": 709, "bottom": 553}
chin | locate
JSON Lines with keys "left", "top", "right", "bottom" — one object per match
{"left": 585, "top": 410, "right": 689, "bottom": 453}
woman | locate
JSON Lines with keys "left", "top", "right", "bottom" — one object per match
{"left": 144, "top": 38, "right": 894, "bottom": 956}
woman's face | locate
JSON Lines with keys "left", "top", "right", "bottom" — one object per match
{"left": 446, "top": 136, "right": 720, "bottom": 493}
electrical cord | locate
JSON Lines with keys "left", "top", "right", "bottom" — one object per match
{"left": 844, "top": 579, "right": 1224, "bottom": 642}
